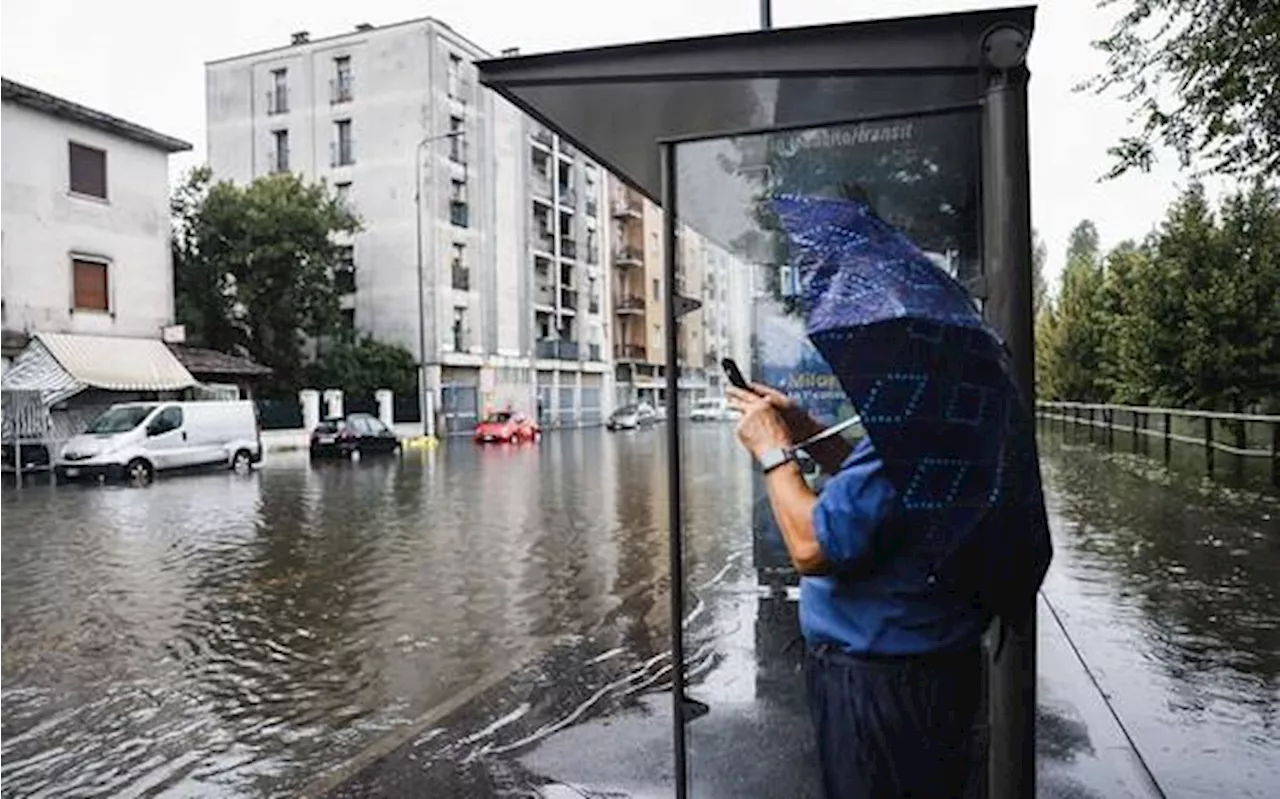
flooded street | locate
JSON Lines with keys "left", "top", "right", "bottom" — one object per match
{"left": 2, "top": 427, "right": 1278, "bottom": 797}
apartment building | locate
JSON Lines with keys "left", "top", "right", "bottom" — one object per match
{"left": 206, "top": 20, "right": 615, "bottom": 431}
{"left": 527, "top": 122, "right": 611, "bottom": 427}
{"left": 1, "top": 78, "right": 193, "bottom": 376}
{"left": 609, "top": 180, "right": 666, "bottom": 407}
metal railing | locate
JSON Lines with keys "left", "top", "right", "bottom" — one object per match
{"left": 266, "top": 88, "right": 289, "bottom": 115}
{"left": 615, "top": 343, "right": 646, "bottom": 361}
{"left": 616, "top": 295, "right": 646, "bottom": 312}
{"left": 614, "top": 246, "right": 643, "bottom": 266}
{"left": 536, "top": 340, "right": 579, "bottom": 360}
{"left": 330, "top": 77, "right": 353, "bottom": 104}
{"left": 1037, "top": 401, "right": 1280, "bottom": 487}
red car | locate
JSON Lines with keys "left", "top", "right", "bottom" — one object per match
{"left": 473, "top": 411, "right": 541, "bottom": 444}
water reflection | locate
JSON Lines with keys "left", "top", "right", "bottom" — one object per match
{"left": 0, "top": 431, "right": 692, "bottom": 797}
{"left": 1039, "top": 434, "right": 1280, "bottom": 798}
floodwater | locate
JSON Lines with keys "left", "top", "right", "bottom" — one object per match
{"left": 1, "top": 427, "right": 1277, "bottom": 797}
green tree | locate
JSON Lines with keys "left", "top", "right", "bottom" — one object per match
{"left": 1032, "top": 229, "right": 1049, "bottom": 316}
{"left": 1086, "top": 1, "right": 1280, "bottom": 180}
{"left": 1041, "top": 220, "right": 1109, "bottom": 401}
{"left": 307, "top": 335, "right": 418, "bottom": 401}
{"left": 172, "top": 169, "right": 360, "bottom": 391}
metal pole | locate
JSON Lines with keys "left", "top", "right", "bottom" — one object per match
{"left": 661, "top": 142, "right": 690, "bottom": 799}
{"left": 759, "top": 0, "right": 772, "bottom": 29}
{"left": 414, "top": 131, "right": 465, "bottom": 439}
{"left": 415, "top": 137, "right": 431, "bottom": 438}
{"left": 980, "top": 29, "right": 1035, "bottom": 799}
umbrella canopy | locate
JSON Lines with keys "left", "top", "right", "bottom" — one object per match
{"left": 773, "top": 193, "right": 1050, "bottom": 619}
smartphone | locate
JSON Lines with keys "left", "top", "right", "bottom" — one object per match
{"left": 721, "top": 358, "right": 751, "bottom": 391}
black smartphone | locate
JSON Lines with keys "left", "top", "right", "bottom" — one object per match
{"left": 721, "top": 358, "right": 751, "bottom": 391}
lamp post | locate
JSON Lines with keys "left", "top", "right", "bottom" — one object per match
{"left": 414, "top": 130, "right": 465, "bottom": 438}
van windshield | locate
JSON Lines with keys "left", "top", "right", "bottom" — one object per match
{"left": 85, "top": 406, "right": 154, "bottom": 434}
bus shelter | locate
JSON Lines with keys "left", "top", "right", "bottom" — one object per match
{"left": 480, "top": 7, "right": 1038, "bottom": 797}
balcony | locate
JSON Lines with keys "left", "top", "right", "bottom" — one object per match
{"left": 560, "top": 288, "right": 578, "bottom": 311}
{"left": 616, "top": 295, "right": 646, "bottom": 314}
{"left": 534, "top": 282, "right": 555, "bottom": 307}
{"left": 532, "top": 227, "right": 556, "bottom": 254}
{"left": 330, "top": 77, "right": 353, "bottom": 104}
{"left": 560, "top": 239, "right": 577, "bottom": 260}
{"left": 452, "top": 265, "right": 470, "bottom": 291}
{"left": 536, "top": 340, "right": 579, "bottom": 360}
{"left": 615, "top": 343, "right": 646, "bottom": 361}
{"left": 588, "top": 343, "right": 602, "bottom": 362}
{"left": 266, "top": 88, "right": 289, "bottom": 115}
{"left": 614, "top": 246, "right": 643, "bottom": 267}
{"left": 612, "top": 198, "right": 641, "bottom": 219}
{"left": 450, "top": 201, "right": 469, "bottom": 228}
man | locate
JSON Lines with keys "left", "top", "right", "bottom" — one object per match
{"left": 727, "top": 382, "right": 987, "bottom": 799}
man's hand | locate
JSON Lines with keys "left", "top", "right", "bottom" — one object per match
{"left": 747, "top": 382, "right": 822, "bottom": 440}
{"left": 727, "top": 386, "right": 793, "bottom": 460}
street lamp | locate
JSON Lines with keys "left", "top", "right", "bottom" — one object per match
{"left": 414, "top": 130, "right": 465, "bottom": 439}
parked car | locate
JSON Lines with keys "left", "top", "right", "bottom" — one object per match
{"left": 690, "top": 397, "right": 733, "bottom": 422}
{"left": 473, "top": 411, "right": 540, "bottom": 444}
{"left": 55, "top": 401, "right": 262, "bottom": 484}
{"left": 606, "top": 403, "right": 658, "bottom": 431}
{"left": 309, "top": 413, "right": 400, "bottom": 460}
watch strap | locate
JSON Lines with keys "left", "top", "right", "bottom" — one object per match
{"left": 759, "top": 446, "right": 796, "bottom": 474}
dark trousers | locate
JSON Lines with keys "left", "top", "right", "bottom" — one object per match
{"left": 805, "top": 645, "right": 982, "bottom": 799}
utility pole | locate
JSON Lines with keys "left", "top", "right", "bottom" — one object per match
{"left": 414, "top": 130, "right": 465, "bottom": 439}
{"left": 760, "top": 0, "right": 772, "bottom": 29}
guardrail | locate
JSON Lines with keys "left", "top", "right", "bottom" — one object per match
{"left": 1036, "top": 401, "right": 1280, "bottom": 487}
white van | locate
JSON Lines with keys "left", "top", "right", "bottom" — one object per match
{"left": 55, "top": 401, "right": 262, "bottom": 484}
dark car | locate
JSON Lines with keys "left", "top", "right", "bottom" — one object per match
{"left": 309, "top": 413, "right": 400, "bottom": 460}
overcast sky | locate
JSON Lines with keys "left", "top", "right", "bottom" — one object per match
{"left": 2, "top": 0, "right": 1222, "bottom": 287}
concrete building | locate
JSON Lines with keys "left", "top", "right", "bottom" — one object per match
{"left": 206, "top": 19, "right": 612, "bottom": 432}
{"left": 1, "top": 78, "right": 193, "bottom": 367}
{"left": 609, "top": 179, "right": 667, "bottom": 407}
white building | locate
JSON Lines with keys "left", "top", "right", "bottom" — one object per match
{"left": 1, "top": 78, "right": 192, "bottom": 367}
{"left": 205, "top": 19, "right": 611, "bottom": 432}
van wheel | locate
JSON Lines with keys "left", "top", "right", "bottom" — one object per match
{"left": 126, "top": 458, "right": 154, "bottom": 486}
{"left": 231, "top": 449, "right": 253, "bottom": 473}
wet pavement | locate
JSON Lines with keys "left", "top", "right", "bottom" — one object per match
{"left": 2, "top": 427, "right": 1277, "bottom": 797}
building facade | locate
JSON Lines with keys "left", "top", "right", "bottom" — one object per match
{"left": 1, "top": 78, "right": 192, "bottom": 368}
{"left": 205, "top": 20, "right": 615, "bottom": 432}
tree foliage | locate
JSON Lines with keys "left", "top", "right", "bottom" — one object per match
{"left": 307, "top": 335, "right": 418, "bottom": 400}
{"left": 1039, "top": 183, "right": 1280, "bottom": 412}
{"left": 171, "top": 168, "right": 360, "bottom": 391}
{"left": 1086, "top": 1, "right": 1280, "bottom": 180}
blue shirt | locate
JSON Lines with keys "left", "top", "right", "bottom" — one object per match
{"left": 800, "top": 437, "right": 990, "bottom": 655}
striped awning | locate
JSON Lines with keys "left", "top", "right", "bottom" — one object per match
{"left": 0, "top": 333, "right": 196, "bottom": 405}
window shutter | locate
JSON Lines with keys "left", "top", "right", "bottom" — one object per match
{"left": 73, "top": 259, "right": 109, "bottom": 311}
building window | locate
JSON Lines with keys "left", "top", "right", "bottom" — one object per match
{"left": 448, "top": 116, "right": 465, "bottom": 163}
{"left": 68, "top": 142, "right": 107, "bottom": 199}
{"left": 450, "top": 179, "right": 468, "bottom": 227}
{"left": 72, "top": 257, "right": 109, "bottom": 312}
{"left": 271, "top": 130, "right": 289, "bottom": 173}
{"left": 452, "top": 307, "right": 467, "bottom": 351}
{"left": 333, "top": 120, "right": 354, "bottom": 166}
{"left": 652, "top": 278, "right": 660, "bottom": 301}
{"left": 340, "top": 308, "right": 355, "bottom": 333}
{"left": 268, "top": 68, "right": 288, "bottom": 114}
{"left": 332, "top": 56, "right": 353, "bottom": 103}
{"left": 451, "top": 243, "right": 469, "bottom": 290}
{"left": 447, "top": 53, "right": 464, "bottom": 99}
{"left": 334, "top": 181, "right": 352, "bottom": 207}
{"left": 335, "top": 246, "right": 355, "bottom": 294}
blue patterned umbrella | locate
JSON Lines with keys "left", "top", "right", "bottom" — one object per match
{"left": 773, "top": 193, "right": 1051, "bottom": 620}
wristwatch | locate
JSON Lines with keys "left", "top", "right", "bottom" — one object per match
{"left": 758, "top": 446, "right": 796, "bottom": 474}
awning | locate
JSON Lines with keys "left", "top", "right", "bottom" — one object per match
{"left": 1, "top": 333, "right": 197, "bottom": 405}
